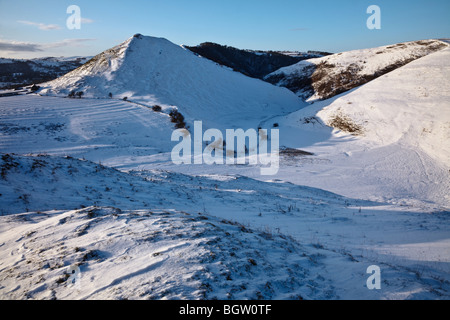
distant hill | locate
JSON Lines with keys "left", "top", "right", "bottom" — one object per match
{"left": 0, "top": 56, "right": 91, "bottom": 89}
{"left": 185, "top": 42, "right": 330, "bottom": 79}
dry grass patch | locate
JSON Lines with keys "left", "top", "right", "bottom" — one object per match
{"left": 328, "top": 114, "right": 363, "bottom": 135}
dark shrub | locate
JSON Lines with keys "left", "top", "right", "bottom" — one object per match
{"left": 169, "top": 109, "right": 186, "bottom": 129}
{"left": 30, "top": 84, "right": 40, "bottom": 92}
{"left": 152, "top": 105, "right": 162, "bottom": 112}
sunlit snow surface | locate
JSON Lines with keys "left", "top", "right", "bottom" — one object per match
{"left": 0, "top": 37, "right": 449, "bottom": 300}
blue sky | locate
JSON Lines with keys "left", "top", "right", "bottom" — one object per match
{"left": 0, "top": 0, "right": 449, "bottom": 58}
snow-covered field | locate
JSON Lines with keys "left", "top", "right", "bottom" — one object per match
{"left": 0, "top": 154, "right": 448, "bottom": 299}
{"left": 0, "top": 35, "right": 449, "bottom": 300}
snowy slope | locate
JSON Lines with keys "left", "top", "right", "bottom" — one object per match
{"left": 265, "top": 40, "right": 448, "bottom": 101}
{"left": 1, "top": 154, "right": 448, "bottom": 300}
{"left": 251, "top": 45, "right": 450, "bottom": 209}
{"left": 39, "top": 34, "right": 305, "bottom": 130}
{"left": 28, "top": 57, "right": 91, "bottom": 71}
{"left": 0, "top": 58, "right": 15, "bottom": 64}
{"left": 0, "top": 94, "right": 176, "bottom": 163}
{"left": 0, "top": 207, "right": 324, "bottom": 300}
{"left": 0, "top": 154, "right": 335, "bottom": 300}
{"left": 315, "top": 46, "right": 450, "bottom": 167}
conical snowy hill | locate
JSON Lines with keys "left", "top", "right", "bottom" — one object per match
{"left": 40, "top": 34, "right": 305, "bottom": 129}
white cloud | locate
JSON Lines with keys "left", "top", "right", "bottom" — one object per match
{"left": 17, "top": 20, "right": 61, "bottom": 30}
{"left": 0, "top": 38, "right": 96, "bottom": 53}
{"left": 44, "top": 38, "right": 96, "bottom": 48}
{"left": 0, "top": 39, "right": 42, "bottom": 52}
{"left": 81, "top": 18, "right": 94, "bottom": 24}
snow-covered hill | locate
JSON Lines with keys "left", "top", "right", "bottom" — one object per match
{"left": 0, "top": 154, "right": 336, "bottom": 300}
{"left": 0, "top": 204, "right": 325, "bottom": 300}
{"left": 256, "top": 44, "right": 450, "bottom": 209}
{"left": 1, "top": 154, "right": 448, "bottom": 300}
{"left": 39, "top": 34, "right": 304, "bottom": 130}
{"left": 316, "top": 45, "right": 450, "bottom": 167}
{"left": 265, "top": 40, "right": 448, "bottom": 101}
